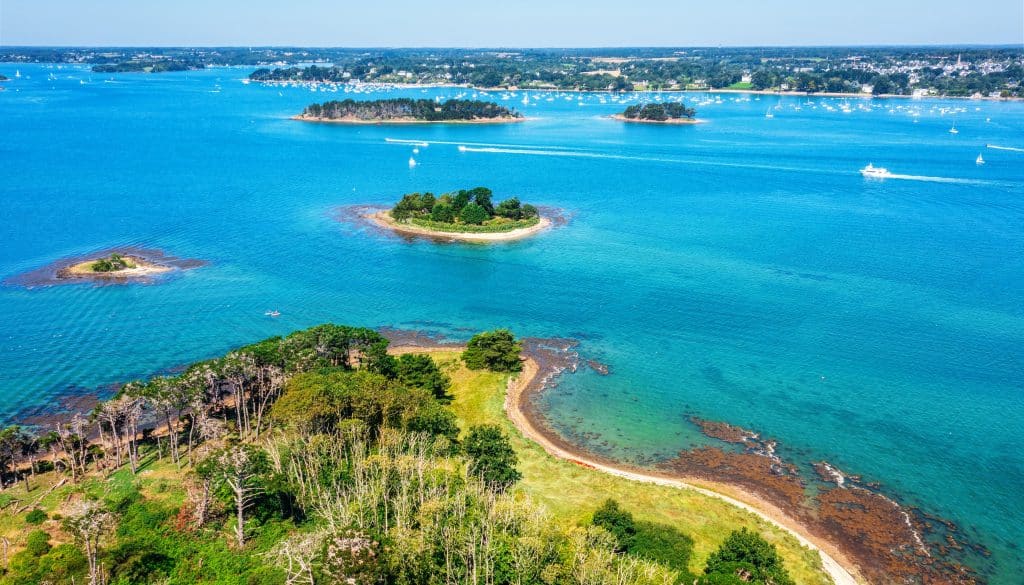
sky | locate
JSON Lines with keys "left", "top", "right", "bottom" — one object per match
{"left": 1, "top": 0, "right": 1022, "bottom": 47}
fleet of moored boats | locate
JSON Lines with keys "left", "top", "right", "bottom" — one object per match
{"left": 7, "top": 65, "right": 1006, "bottom": 186}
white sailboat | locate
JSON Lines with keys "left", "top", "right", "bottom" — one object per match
{"left": 408, "top": 157, "right": 417, "bottom": 168}
{"left": 976, "top": 154, "right": 985, "bottom": 165}
{"left": 949, "top": 123, "right": 959, "bottom": 134}
{"left": 765, "top": 108, "right": 774, "bottom": 119}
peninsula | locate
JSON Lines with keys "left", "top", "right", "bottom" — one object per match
{"left": 368, "top": 187, "right": 551, "bottom": 242}
{"left": 0, "top": 325, "right": 837, "bottom": 585}
{"left": 294, "top": 98, "right": 523, "bottom": 124}
{"left": 614, "top": 102, "right": 700, "bottom": 124}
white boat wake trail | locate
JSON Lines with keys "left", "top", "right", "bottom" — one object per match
{"left": 458, "top": 145, "right": 999, "bottom": 184}
{"left": 986, "top": 144, "right": 1024, "bottom": 153}
{"left": 883, "top": 173, "right": 986, "bottom": 185}
{"left": 458, "top": 146, "right": 824, "bottom": 174}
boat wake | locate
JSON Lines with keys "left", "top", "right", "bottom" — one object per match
{"left": 986, "top": 144, "right": 1024, "bottom": 153}
{"left": 882, "top": 173, "right": 986, "bottom": 185}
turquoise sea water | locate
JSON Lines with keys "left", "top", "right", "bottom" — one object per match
{"left": 1, "top": 64, "right": 1022, "bottom": 580}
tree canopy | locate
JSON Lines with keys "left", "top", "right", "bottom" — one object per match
{"left": 621, "top": 102, "right": 697, "bottom": 121}
{"left": 462, "top": 329, "right": 523, "bottom": 372}
{"left": 463, "top": 424, "right": 521, "bottom": 490}
{"left": 301, "top": 98, "right": 520, "bottom": 122}
{"left": 390, "top": 187, "right": 540, "bottom": 232}
{"left": 700, "top": 528, "right": 795, "bottom": 585}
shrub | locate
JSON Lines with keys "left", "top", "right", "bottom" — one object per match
{"left": 24, "top": 530, "right": 52, "bottom": 557}
{"left": 592, "top": 499, "right": 636, "bottom": 551}
{"left": 25, "top": 508, "right": 47, "bottom": 525}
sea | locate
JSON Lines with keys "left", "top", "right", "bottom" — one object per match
{"left": 1, "top": 63, "right": 1022, "bottom": 581}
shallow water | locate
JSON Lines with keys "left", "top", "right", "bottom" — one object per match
{"left": 1, "top": 64, "right": 1022, "bottom": 581}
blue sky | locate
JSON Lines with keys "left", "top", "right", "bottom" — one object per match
{"left": 1, "top": 0, "right": 1021, "bottom": 47}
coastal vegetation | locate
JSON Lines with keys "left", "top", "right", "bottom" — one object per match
{"left": 0, "top": 325, "right": 825, "bottom": 585}
{"left": 52, "top": 252, "right": 174, "bottom": 281}
{"left": 619, "top": 103, "right": 697, "bottom": 122}
{"left": 89, "top": 253, "right": 134, "bottom": 273}
{"left": 389, "top": 187, "right": 540, "bottom": 234}
{"left": 298, "top": 98, "right": 521, "bottom": 123}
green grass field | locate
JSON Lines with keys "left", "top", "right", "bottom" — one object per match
{"left": 433, "top": 350, "right": 833, "bottom": 584}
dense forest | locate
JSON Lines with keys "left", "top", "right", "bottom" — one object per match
{"left": 0, "top": 324, "right": 798, "bottom": 584}
{"left": 391, "top": 187, "right": 540, "bottom": 232}
{"left": 301, "top": 98, "right": 521, "bottom": 122}
{"left": 621, "top": 103, "right": 697, "bottom": 121}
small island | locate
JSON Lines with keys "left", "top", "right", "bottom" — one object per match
{"left": 0, "top": 74, "right": 8, "bottom": 82}
{"left": 613, "top": 103, "right": 700, "bottom": 124}
{"left": 368, "top": 187, "right": 551, "bottom": 242}
{"left": 295, "top": 98, "right": 523, "bottom": 124}
{"left": 91, "top": 59, "right": 203, "bottom": 73}
{"left": 58, "top": 252, "right": 173, "bottom": 280}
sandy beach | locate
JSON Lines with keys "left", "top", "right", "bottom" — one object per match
{"left": 291, "top": 114, "right": 526, "bottom": 125}
{"left": 58, "top": 256, "right": 173, "bottom": 280}
{"left": 504, "top": 356, "right": 863, "bottom": 585}
{"left": 367, "top": 210, "right": 552, "bottom": 242}
{"left": 611, "top": 114, "right": 703, "bottom": 125}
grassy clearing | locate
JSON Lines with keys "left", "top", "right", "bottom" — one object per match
{"left": 0, "top": 455, "right": 188, "bottom": 553}
{"left": 409, "top": 216, "right": 540, "bottom": 233}
{"left": 430, "top": 350, "right": 832, "bottom": 584}
{"left": 727, "top": 82, "right": 755, "bottom": 90}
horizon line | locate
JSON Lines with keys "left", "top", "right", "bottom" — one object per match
{"left": 2, "top": 43, "right": 1022, "bottom": 50}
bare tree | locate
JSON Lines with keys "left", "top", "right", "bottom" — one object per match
{"left": 55, "top": 415, "right": 90, "bottom": 482}
{"left": 200, "top": 444, "right": 267, "bottom": 547}
{"left": 268, "top": 530, "right": 323, "bottom": 585}
{"left": 63, "top": 500, "right": 114, "bottom": 585}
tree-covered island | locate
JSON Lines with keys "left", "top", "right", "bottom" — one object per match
{"left": 364, "top": 187, "right": 550, "bottom": 242}
{"left": 91, "top": 59, "right": 203, "bottom": 73}
{"left": 614, "top": 102, "right": 699, "bottom": 124}
{"left": 296, "top": 98, "right": 523, "bottom": 124}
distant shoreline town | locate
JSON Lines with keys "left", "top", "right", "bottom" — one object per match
{"left": 2, "top": 46, "right": 1021, "bottom": 98}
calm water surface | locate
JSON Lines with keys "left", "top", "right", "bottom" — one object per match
{"left": 1, "top": 64, "right": 1022, "bottom": 581}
